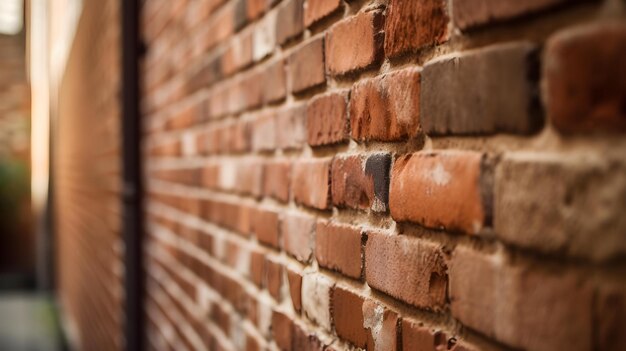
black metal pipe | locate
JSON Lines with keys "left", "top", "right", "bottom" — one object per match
{"left": 121, "top": 0, "right": 143, "bottom": 349}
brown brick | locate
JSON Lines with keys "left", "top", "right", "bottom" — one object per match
{"left": 246, "top": 0, "right": 266, "bottom": 20}
{"left": 292, "top": 324, "right": 324, "bottom": 351}
{"left": 363, "top": 300, "right": 399, "bottom": 351}
{"left": 288, "top": 37, "right": 326, "bottom": 93}
{"left": 384, "top": 0, "right": 448, "bottom": 58}
{"left": 449, "top": 246, "right": 593, "bottom": 351}
{"left": 365, "top": 232, "right": 447, "bottom": 309}
{"left": 272, "top": 311, "right": 294, "bottom": 351}
{"left": 263, "top": 160, "right": 291, "bottom": 202}
{"left": 595, "top": 287, "right": 626, "bottom": 351}
{"left": 223, "top": 30, "right": 253, "bottom": 76}
{"left": 402, "top": 319, "right": 447, "bottom": 351}
{"left": 544, "top": 22, "right": 626, "bottom": 133}
{"left": 292, "top": 159, "right": 331, "bottom": 210}
{"left": 277, "top": 0, "right": 304, "bottom": 45}
{"left": 234, "top": 0, "right": 248, "bottom": 31}
{"left": 252, "top": 113, "right": 277, "bottom": 151}
{"left": 306, "top": 91, "right": 348, "bottom": 146}
{"left": 331, "top": 154, "right": 391, "bottom": 212}
{"left": 421, "top": 42, "right": 541, "bottom": 135}
{"left": 390, "top": 151, "right": 486, "bottom": 234}
{"left": 331, "top": 286, "right": 367, "bottom": 348}
{"left": 325, "top": 11, "right": 383, "bottom": 76}
{"left": 315, "top": 221, "right": 362, "bottom": 279}
{"left": 281, "top": 213, "right": 315, "bottom": 262}
{"left": 303, "top": 0, "right": 342, "bottom": 27}
{"left": 263, "top": 59, "right": 287, "bottom": 103}
{"left": 350, "top": 68, "right": 421, "bottom": 141}
{"left": 494, "top": 153, "right": 626, "bottom": 261}
{"left": 453, "top": 0, "right": 567, "bottom": 30}
{"left": 276, "top": 104, "right": 307, "bottom": 149}
{"left": 265, "top": 258, "right": 282, "bottom": 300}
{"left": 286, "top": 267, "right": 303, "bottom": 313}
{"left": 250, "top": 250, "right": 266, "bottom": 288}
{"left": 252, "top": 208, "right": 280, "bottom": 248}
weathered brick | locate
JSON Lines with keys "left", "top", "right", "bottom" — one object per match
{"left": 390, "top": 151, "right": 487, "bottom": 234}
{"left": 402, "top": 319, "right": 447, "bottom": 351}
{"left": 288, "top": 37, "right": 326, "bottom": 93}
{"left": 252, "top": 208, "right": 280, "bottom": 248}
{"left": 303, "top": 0, "right": 342, "bottom": 27}
{"left": 292, "top": 159, "right": 331, "bottom": 210}
{"left": 325, "top": 11, "right": 383, "bottom": 75}
{"left": 384, "top": 0, "right": 449, "bottom": 58}
{"left": 281, "top": 213, "right": 315, "bottom": 262}
{"left": 276, "top": 104, "right": 307, "bottom": 149}
{"left": 544, "top": 22, "right": 626, "bottom": 133}
{"left": 301, "top": 273, "right": 333, "bottom": 331}
{"left": 453, "top": 0, "right": 567, "bottom": 29}
{"left": 350, "top": 68, "right": 421, "bottom": 141}
{"left": 253, "top": 10, "right": 277, "bottom": 61}
{"left": 252, "top": 112, "right": 277, "bottom": 151}
{"left": 263, "top": 59, "right": 286, "bottom": 103}
{"left": 363, "top": 300, "right": 399, "bottom": 351}
{"left": 263, "top": 160, "right": 291, "bottom": 202}
{"left": 315, "top": 221, "right": 362, "bottom": 279}
{"left": 494, "top": 153, "right": 626, "bottom": 261}
{"left": 421, "top": 42, "right": 541, "bottom": 135}
{"left": 449, "top": 246, "right": 592, "bottom": 351}
{"left": 365, "top": 232, "right": 447, "bottom": 309}
{"left": 286, "top": 267, "right": 303, "bottom": 313}
{"left": 331, "top": 286, "right": 367, "bottom": 348}
{"left": 276, "top": 0, "right": 304, "bottom": 45}
{"left": 331, "top": 154, "right": 391, "bottom": 212}
{"left": 306, "top": 91, "right": 348, "bottom": 146}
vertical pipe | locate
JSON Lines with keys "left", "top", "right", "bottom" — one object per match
{"left": 121, "top": 0, "right": 143, "bottom": 349}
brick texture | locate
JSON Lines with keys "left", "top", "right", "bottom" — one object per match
{"left": 315, "top": 221, "right": 363, "bottom": 279}
{"left": 306, "top": 91, "right": 348, "bottom": 146}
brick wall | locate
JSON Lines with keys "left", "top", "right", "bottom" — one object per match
{"left": 55, "top": 1, "right": 124, "bottom": 349}
{"left": 141, "top": 0, "right": 626, "bottom": 350}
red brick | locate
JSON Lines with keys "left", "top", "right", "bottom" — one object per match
{"left": 401, "top": 319, "right": 447, "bottom": 351}
{"left": 263, "top": 59, "right": 287, "bottom": 103}
{"left": 544, "top": 22, "right": 626, "bottom": 133}
{"left": 453, "top": 0, "right": 567, "bottom": 30}
{"left": 363, "top": 300, "right": 399, "bottom": 351}
{"left": 325, "top": 11, "right": 383, "bottom": 76}
{"left": 252, "top": 113, "right": 277, "bottom": 151}
{"left": 315, "top": 221, "right": 362, "bottom": 279}
{"left": 253, "top": 10, "right": 277, "bottom": 61}
{"left": 365, "top": 232, "right": 447, "bottom": 309}
{"left": 292, "top": 324, "right": 325, "bottom": 351}
{"left": 277, "top": 0, "right": 304, "bottom": 45}
{"left": 222, "top": 30, "right": 253, "bottom": 76}
{"left": 272, "top": 311, "right": 294, "bottom": 351}
{"left": 331, "top": 286, "right": 367, "bottom": 348}
{"left": 384, "top": 0, "right": 449, "bottom": 58}
{"left": 286, "top": 267, "right": 303, "bottom": 313}
{"left": 276, "top": 104, "right": 307, "bottom": 149}
{"left": 281, "top": 213, "right": 315, "bottom": 262}
{"left": 306, "top": 91, "right": 348, "bottom": 146}
{"left": 304, "top": 0, "right": 342, "bottom": 27}
{"left": 331, "top": 154, "right": 391, "bottom": 212}
{"left": 288, "top": 37, "right": 326, "bottom": 93}
{"left": 449, "top": 246, "right": 593, "bottom": 351}
{"left": 263, "top": 160, "right": 291, "bottom": 202}
{"left": 246, "top": 0, "right": 266, "bottom": 20}
{"left": 389, "top": 151, "right": 486, "bottom": 234}
{"left": 350, "top": 68, "right": 421, "bottom": 141}
{"left": 265, "top": 258, "right": 282, "bottom": 300}
{"left": 292, "top": 159, "right": 331, "bottom": 210}
{"left": 252, "top": 208, "right": 280, "bottom": 248}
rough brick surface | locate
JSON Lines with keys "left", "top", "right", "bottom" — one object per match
{"left": 277, "top": 0, "right": 304, "bottom": 45}
{"left": 384, "top": 0, "right": 449, "bottom": 58}
{"left": 301, "top": 273, "right": 333, "bottom": 331}
{"left": 281, "top": 213, "right": 315, "bottom": 262}
{"left": 304, "top": 0, "right": 342, "bottom": 27}
{"left": 494, "top": 153, "right": 626, "bottom": 261}
{"left": 390, "top": 151, "right": 486, "bottom": 234}
{"left": 544, "top": 22, "right": 626, "bottom": 133}
{"left": 325, "top": 11, "right": 383, "bottom": 76}
{"left": 449, "top": 246, "right": 593, "bottom": 351}
{"left": 421, "top": 42, "right": 541, "bottom": 135}
{"left": 363, "top": 300, "right": 399, "bottom": 351}
{"left": 292, "top": 159, "right": 331, "bottom": 210}
{"left": 306, "top": 91, "right": 348, "bottom": 146}
{"left": 331, "top": 287, "right": 367, "bottom": 348}
{"left": 365, "top": 232, "right": 447, "bottom": 309}
{"left": 402, "top": 318, "right": 447, "bottom": 351}
{"left": 453, "top": 0, "right": 567, "bottom": 29}
{"left": 350, "top": 68, "right": 421, "bottom": 141}
{"left": 330, "top": 154, "right": 391, "bottom": 212}
{"left": 315, "top": 221, "right": 362, "bottom": 279}
{"left": 288, "top": 37, "right": 326, "bottom": 93}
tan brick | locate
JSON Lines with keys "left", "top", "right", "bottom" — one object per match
{"left": 281, "top": 213, "right": 315, "bottom": 262}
